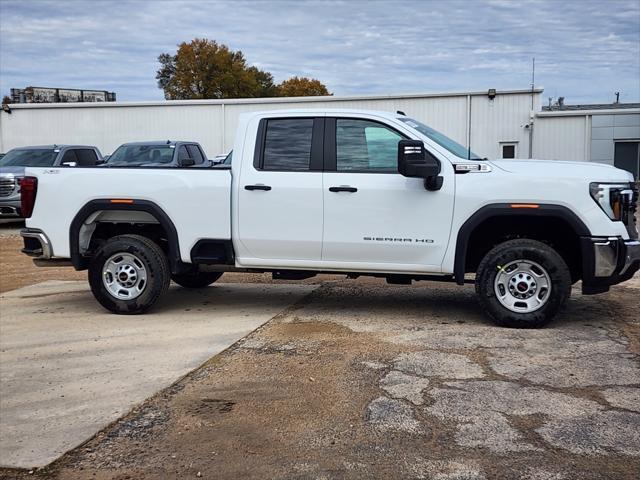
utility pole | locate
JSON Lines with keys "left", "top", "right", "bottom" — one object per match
{"left": 529, "top": 57, "right": 535, "bottom": 159}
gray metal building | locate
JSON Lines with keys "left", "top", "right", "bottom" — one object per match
{"left": 535, "top": 103, "right": 640, "bottom": 178}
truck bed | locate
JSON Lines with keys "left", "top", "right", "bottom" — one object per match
{"left": 25, "top": 167, "right": 232, "bottom": 262}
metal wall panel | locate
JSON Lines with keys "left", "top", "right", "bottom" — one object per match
{"left": 0, "top": 104, "right": 225, "bottom": 157}
{"left": 0, "top": 90, "right": 542, "bottom": 160}
{"left": 614, "top": 113, "right": 640, "bottom": 127}
{"left": 533, "top": 116, "right": 587, "bottom": 161}
{"left": 470, "top": 93, "right": 535, "bottom": 159}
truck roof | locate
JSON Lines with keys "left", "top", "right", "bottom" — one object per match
{"left": 246, "top": 108, "right": 404, "bottom": 120}
{"left": 118, "top": 141, "right": 198, "bottom": 147}
{"left": 12, "top": 144, "right": 98, "bottom": 150}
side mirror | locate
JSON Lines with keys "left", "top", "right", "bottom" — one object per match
{"left": 61, "top": 161, "right": 77, "bottom": 167}
{"left": 397, "top": 140, "right": 443, "bottom": 190}
{"left": 95, "top": 158, "right": 106, "bottom": 165}
{"left": 178, "top": 157, "right": 195, "bottom": 167}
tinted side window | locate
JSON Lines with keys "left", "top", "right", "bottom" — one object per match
{"left": 336, "top": 119, "right": 404, "bottom": 172}
{"left": 186, "top": 145, "right": 204, "bottom": 164}
{"left": 177, "top": 146, "right": 190, "bottom": 162}
{"left": 75, "top": 149, "right": 99, "bottom": 166}
{"left": 263, "top": 119, "right": 313, "bottom": 171}
{"left": 60, "top": 150, "right": 78, "bottom": 165}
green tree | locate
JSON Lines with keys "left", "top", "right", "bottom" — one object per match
{"left": 277, "top": 76, "right": 331, "bottom": 97}
{"left": 156, "top": 39, "right": 277, "bottom": 100}
{"left": 156, "top": 39, "right": 331, "bottom": 99}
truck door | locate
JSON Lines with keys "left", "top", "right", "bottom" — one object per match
{"left": 321, "top": 117, "right": 455, "bottom": 272}
{"left": 236, "top": 117, "right": 324, "bottom": 265}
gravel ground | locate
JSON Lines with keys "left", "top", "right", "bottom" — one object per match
{"left": 1, "top": 223, "right": 639, "bottom": 479}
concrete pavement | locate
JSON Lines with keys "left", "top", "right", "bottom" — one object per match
{"left": 0, "top": 280, "right": 316, "bottom": 468}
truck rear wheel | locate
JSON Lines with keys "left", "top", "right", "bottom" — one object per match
{"left": 88, "top": 234, "right": 170, "bottom": 314}
{"left": 171, "top": 271, "right": 222, "bottom": 288}
{"left": 475, "top": 239, "right": 571, "bottom": 328}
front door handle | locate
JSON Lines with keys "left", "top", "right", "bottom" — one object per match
{"left": 329, "top": 186, "right": 357, "bottom": 193}
{"left": 244, "top": 184, "right": 272, "bottom": 191}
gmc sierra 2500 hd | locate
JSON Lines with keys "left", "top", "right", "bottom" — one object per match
{"left": 20, "top": 109, "right": 639, "bottom": 328}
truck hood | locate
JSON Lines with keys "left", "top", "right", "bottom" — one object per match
{"left": 0, "top": 166, "right": 26, "bottom": 177}
{"left": 489, "top": 159, "right": 633, "bottom": 182}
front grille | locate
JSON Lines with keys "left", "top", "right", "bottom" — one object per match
{"left": 624, "top": 182, "right": 639, "bottom": 239}
{"left": 0, "top": 177, "right": 16, "bottom": 197}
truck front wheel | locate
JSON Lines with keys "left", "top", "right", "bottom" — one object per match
{"left": 475, "top": 239, "right": 571, "bottom": 328}
{"left": 171, "top": 271, "right": 222, "bottom": 288}
{"left": 88, "top": 234, "right": 170, "bottom": 314}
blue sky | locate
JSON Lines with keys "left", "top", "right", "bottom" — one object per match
{"left": 1, "top": 0, "right": 638, "bottom": 104}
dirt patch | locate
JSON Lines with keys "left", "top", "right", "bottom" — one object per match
{"left": 2, "top": 281, "right": 638, "bottom": 480}
{"left": 0, "top": 236, "right": 84, "bottom": 293}
{"left": 0, "top": 234, "right": 341, "bottom": 294}
{"left": 39, "top": 311, "right": 410, "bottom": 479}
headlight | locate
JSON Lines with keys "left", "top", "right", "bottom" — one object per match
{"left": 589, "top": 182, "right": 634, "bottom": 221}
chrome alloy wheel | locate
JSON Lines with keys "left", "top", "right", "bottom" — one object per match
{"left": 494, "top": 260, "right": 551, "bottom": 313}
{"left": 102, "top": 252, "right": 148, "bottom": 300}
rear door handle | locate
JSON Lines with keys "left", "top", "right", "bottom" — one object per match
{"left": 244, "top": 184, "right": 272, "bottom": 191}
{"left": 329, "top": 186, "right": 357, "bottom": 193}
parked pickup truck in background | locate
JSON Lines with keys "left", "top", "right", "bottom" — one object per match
{"left": 104, "top": 141, "right": 211, "bottom": 168}
{"left": 19, "top": 109, "right": 639, "bottom": 327}
{"left": 0, "top": 145, "right": 102, "bottom": 218}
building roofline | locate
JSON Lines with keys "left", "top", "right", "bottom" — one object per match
{"left": 542, "top": 103, "right": 640, "bottom": 112}
{"left": 537, "top": 108, "right": 640, "bottom": 117}
{"left": 5, "top": 88, "right": 545, "bottom": 110}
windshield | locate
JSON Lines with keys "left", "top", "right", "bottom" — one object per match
{"left": 0, "top": 149, "right": 57, "bottom": 167}
{"left": 107, "top": 145, "right": 174, "bottom": 165}
{"left": 398, "top": 117, "right": 481, "bottom": 160}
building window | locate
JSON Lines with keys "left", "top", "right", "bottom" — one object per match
{"left": 500, "top": 142, "right": 517, "bottom": 159}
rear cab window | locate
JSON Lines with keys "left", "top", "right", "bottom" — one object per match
{"left": 177, "top": 146, "right": 190, "bottom": 163}
{"left": 60, "top": 150, "right": 78, "bottom": 165}
{"left": 74, "top": 149, "right": 99, "bottom": 166}
{"left": 260, "top": 118, "right": 314, "bottom": 171}
{"left": 186, "top": 145, "right": 205, "bottom": 164}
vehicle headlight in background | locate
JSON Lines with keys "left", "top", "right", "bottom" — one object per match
{"left": 589, "top": 182, "right": 634, "bottom": 221}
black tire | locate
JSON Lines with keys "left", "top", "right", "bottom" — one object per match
{"left": 475, "top": 239, "right": 571, "bottom": 328}
{"left": 88, "top": 234, "right": 170, "bottom": 314}
{"left": 171, "top": 271, "right": 222, "bottom": 288}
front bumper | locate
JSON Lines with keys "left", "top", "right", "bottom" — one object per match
{"left": 20, "top": 228, "right": 53, "bottom": 259}
{"left": 581, "top": 237, "right": 640, "bottom": 294}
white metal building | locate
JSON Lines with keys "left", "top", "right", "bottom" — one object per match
{"left": 1, "top": 88, "right": 639, "bottom": 177}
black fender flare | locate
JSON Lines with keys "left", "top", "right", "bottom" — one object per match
{"left": 69, "top": 199, "right": 181, "bottom": 271}
{"left": 453, "top": 203, "right": 590, "bottom": 284}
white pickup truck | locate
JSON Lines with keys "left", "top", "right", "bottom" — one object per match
{"left": 20, "top": 109, "right": 639, "bottom": 327}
